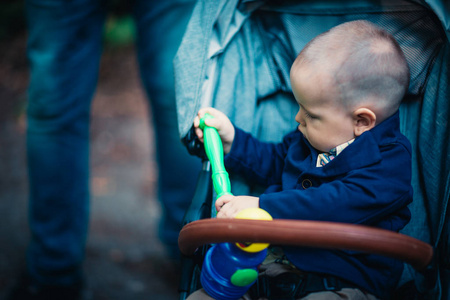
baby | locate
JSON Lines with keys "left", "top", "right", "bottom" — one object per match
{"left": 192, "top": 20, "right": 412, "bottom": 300}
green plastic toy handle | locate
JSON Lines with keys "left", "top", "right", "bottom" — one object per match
{"left": 199, "top": 113, "right": 233, "bottom": 199}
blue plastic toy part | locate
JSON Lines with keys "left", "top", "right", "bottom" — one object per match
{"left": 200, "top": 242, "right": 267, "bottom": 300}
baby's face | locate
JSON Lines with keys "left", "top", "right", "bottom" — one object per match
{"left": 291, "top": 65, "right": 356, "bottom": 152}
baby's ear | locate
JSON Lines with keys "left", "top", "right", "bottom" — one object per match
{"left": 353, "top": 108, "right": 376, "bottom": 136}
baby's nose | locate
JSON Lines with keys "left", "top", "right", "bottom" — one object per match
{"left": 295, "top": 111, "right": 303, "bottom": 124}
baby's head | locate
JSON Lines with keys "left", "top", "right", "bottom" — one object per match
{"left": 290, "top": 20, "right": 409, "bottom": 152}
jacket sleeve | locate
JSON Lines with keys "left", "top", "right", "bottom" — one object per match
{"left": 224, "top": 127, "right": 300, "bottom": 187}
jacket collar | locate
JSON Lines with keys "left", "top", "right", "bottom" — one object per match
{"left": 304, "top": 111, "right": 401, "bottom": 177}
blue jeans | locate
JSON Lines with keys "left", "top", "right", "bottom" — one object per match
{"left": 25, "top": 0, "right": 199, "bottom": 286}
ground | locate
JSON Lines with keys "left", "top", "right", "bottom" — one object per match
{"left": 0, "top": 34, "right": 181, "bottom": 300}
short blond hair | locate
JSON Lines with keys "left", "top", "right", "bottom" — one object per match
{"left": 292, "top": 20, "right": 410, "bottom": 120}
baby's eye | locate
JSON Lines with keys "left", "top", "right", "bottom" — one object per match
{"left": 304, "top": 111, "right": 317, "bottom": 119}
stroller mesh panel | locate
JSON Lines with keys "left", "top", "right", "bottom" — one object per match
{"left": 253, "top": 6, "right": 444, "bottom": 98}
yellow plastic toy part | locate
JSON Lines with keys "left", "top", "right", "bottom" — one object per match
{"left": 234, "top": 208, "right": 273, "bottom": 253}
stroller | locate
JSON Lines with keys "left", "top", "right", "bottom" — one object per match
{"left": 174, "top": 0, "right": 450, "bottom": 299}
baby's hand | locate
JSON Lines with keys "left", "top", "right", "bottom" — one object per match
{"left": 215, "top": 195, "right": 259, "bottom": 219}
{"left": 193, "top": 107, "right": 235, "bottom": 154}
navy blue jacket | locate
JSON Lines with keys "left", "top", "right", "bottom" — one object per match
{"left": 224, "top": 111, "right": 413, "bottom": 299}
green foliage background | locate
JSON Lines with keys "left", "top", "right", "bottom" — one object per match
{"left": 0, "top": 1, "right": 26, "bottom": 41}
{"left": 0, "top": 0, "right": 135, "bottom": 46}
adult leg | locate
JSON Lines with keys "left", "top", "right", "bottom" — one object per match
{"left": 132, "top": 0, "right": 200, "bottom": 258}
{"left": 24, "top": 0, "right": 105, "bottom": 289}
